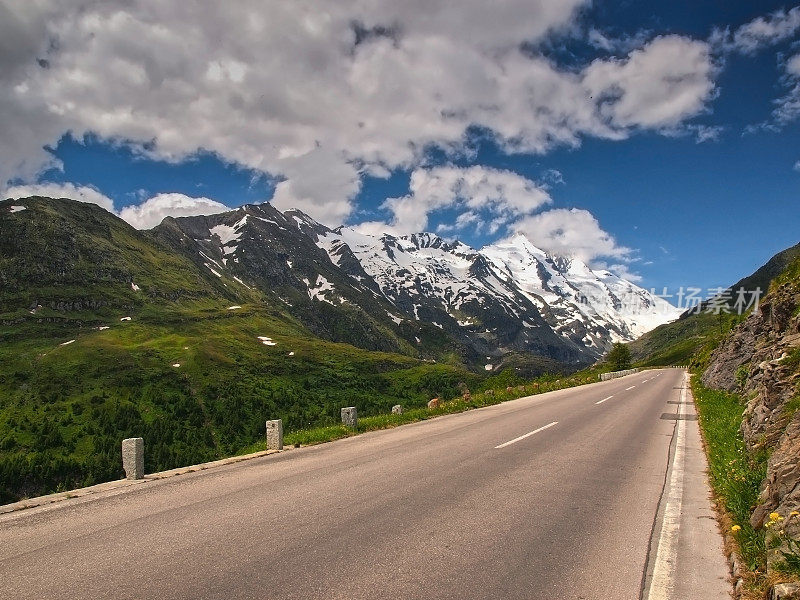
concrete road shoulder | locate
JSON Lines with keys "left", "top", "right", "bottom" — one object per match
{"left": 641, "top": 374, "right": 730, "bottom": 599}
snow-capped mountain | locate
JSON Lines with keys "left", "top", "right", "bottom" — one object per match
{"left": 315, "top": 225, "right": 679, "bottom": 351}
{"left": 482, "top": 234, "right": 679, "bottom": 343}
{"left": 154, "top": 203, "right": 679, "bottom": 366}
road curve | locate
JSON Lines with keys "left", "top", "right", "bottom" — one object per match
{"left": 0, "top": 369, "right": 723, "bottom": 600}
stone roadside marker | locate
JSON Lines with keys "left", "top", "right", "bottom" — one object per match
{"left": 122, "top": 437, "right": 144, "bottom": 480}
{"left": 266, "top": 419, "right": 283, "bottom": 451}
{"left": 770, "top": 582, "right": 800, "bottom": 599}
{"left": 391, "top": 405, "right": 403, "bottom": 415}
{"left": 341, "top": 406, "right": 357, "bottom": 428}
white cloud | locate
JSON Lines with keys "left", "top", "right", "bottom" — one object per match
{"left": 794, "top": 160, "right": 800, "bottom": 172}
{"left": 374, "top": 165, "right": 552, "bottom": 234}
{"left": 774, "top": 87, "right": 800, "bottom": 126}
{"left": 788, "top": 53, "right": 800, "bottom": 78}
{"left": 604, "top": 263, "right": 642, "bottom": 283}
{"left": 0, "top": 1, "right": 716, "bottom": 224}
{"left": 771, "top": 53, "right": 800, "bottom": 126}
{"left": 3, "top": 182, "right": 115, "bottom": 211}
{"left": 747, "top": 52, "right": 800, "bottom": 130}
{"left": 117, "top": 193, "right": 229, "bottom": 229}
{"left": 3, "top": 181, "right": 229, "bottom": 229}
{"left": 586, "top": 28, "right": 651, "bottom": 54}
{"left": 693, "top": 125, "right": 724, "bottom": 143}
{"left": 510, "top": 207, "right": 631, "bottom": 264}
{"left": 436, "top": 210, "right": 480, "bottom": 234}
{"left": 713, "top": 8, "right": 800, "bottom": 132}
{"left": 583, "top": 36, "right": 715, "bottom": 130}
{"left": 715, "top": 7, "right": 800, "bottom": 54}
{"left": 659, "top": 123, "right": 724, "bottom": 143}
{"left": 540, "top": 168, "right": 565, "bottom": 187}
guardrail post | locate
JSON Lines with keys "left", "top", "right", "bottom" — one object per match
{"left": 122, "top": 437, "right": 144, "bottom": 480}
{"left": 600, "top": 367, "right": 641, "bottom": 382}
{"left": 391, "top": 405, "right": 403, "bottom": 415}
{"left": 266, "top": 419, "right": 283, "bottom": 451}
{"left": 341, "top": 406, "right": 358, "bottom": 428}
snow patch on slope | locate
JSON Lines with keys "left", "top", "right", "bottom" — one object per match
{"left": 305, "top": 274, "right": 337, "bottom": 304}
{"left": 210, "top": 215, "right": 248, "bottom": 256}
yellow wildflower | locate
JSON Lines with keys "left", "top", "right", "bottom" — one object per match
{"left": 731, "top": 525, "right": 742, "bottom": 533}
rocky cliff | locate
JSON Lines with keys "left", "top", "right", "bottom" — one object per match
{"left": 703, "top": 276, "right": 800, "bottom": 534}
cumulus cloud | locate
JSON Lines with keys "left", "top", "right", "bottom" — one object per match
{"left": 0, "top": 1, "right": 716, "bottom": 224}
{"left": 510, "top": 207, "right": 631, "bottom": 264}
{"left": 713, "top": 6, "right": 800, "bottom": 54}
{"left": 436, "top": 211, "right": 481, "bottom": 234}
{"left": 583, "top": 36, "right": 715, "bottom": 130}
{"left": 364, "top": 165, "right": 552, "bottom": 235}
{"left": 3, "top": 182, "right": 115, "bottom": 211}
{"left": 3, "top": 181, "right": 229, "bottom": 229}
{"left": 117, "top": 193, "right": 229, "bottom": 229}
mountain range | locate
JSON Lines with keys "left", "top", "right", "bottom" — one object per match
{"left": 148, "top": 200, "right": 678, "bottom": 367}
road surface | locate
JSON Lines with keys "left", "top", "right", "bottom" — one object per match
{"left": 0, "top": 369, "right": 729, "bottom": 599}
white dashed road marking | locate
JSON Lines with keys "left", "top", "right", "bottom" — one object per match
{"left": 495, "top": 422, "right": 558, "bottom": 449}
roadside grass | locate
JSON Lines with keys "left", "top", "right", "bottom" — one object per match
{"left": 691, "top": 375, "right": 768, "bottom": 590}
{"left": 241, "top": 366, "right": 612, "bottom": 453}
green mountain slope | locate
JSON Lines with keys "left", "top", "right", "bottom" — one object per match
{"left": 0, "top": 309, "right": 474, "bottom": 503}
{"left": 631, "top": 242, "right": 800, "bottom": 367}
{"left": 1, "top": 197, "right": 250, "bottom": 318}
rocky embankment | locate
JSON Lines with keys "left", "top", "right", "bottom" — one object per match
{"left": 703, "top": 280, "right": 800, "bottom": 536}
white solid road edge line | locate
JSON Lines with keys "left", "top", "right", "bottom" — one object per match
{"left": 494, "top": 421, "right": 558, "bottom": 449}
{"left": 595, "top": 395, "right": 614, "bottom": 405}
{"left": 645, "top": 374, "right": 688, "bottom": 600}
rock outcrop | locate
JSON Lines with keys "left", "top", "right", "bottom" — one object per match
{"left": 703, "top": 280, "right": 800, "bottom": 534}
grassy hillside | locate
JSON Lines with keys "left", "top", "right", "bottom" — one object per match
{"left": 631, "top": 242, "right": 800, "bottom": 368}
{"left": 0, "top": 306, "right": 479, "bottom": 503}
{"left": 0, "top": 197, "right": 249, "bottom": 317}
{"left": 630, "top": 311, "right": 745, "bottom": 368}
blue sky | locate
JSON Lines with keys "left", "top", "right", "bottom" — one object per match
{"left": 2, "top": 0, "right": 799, "bottom": 294}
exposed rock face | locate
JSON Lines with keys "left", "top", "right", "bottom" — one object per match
{"left": 703, "top": 281, "right": 800, "bottom": 533}
{"left": 701, "top": 317, "right": 759, "bottom": 392}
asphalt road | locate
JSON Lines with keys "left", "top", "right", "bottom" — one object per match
{"left": 0, "top": 369, "right": 726, "bottom": 599}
